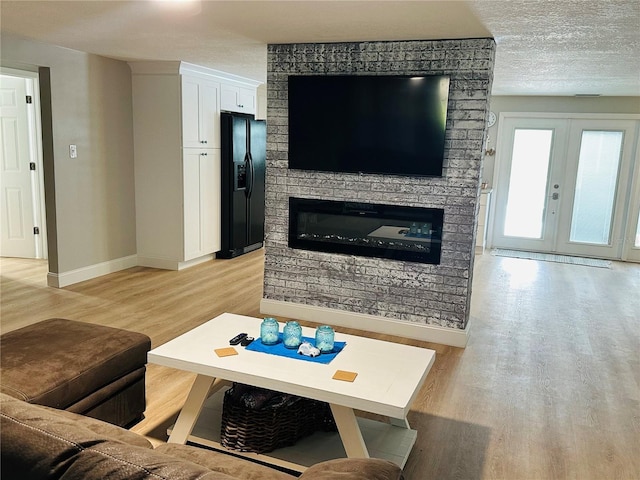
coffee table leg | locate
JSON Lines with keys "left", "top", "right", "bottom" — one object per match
{"left": 168, "top": 374, "right": 217, "bottom": 444}
{"left": 330, "top": 404, "right": 370, "bottom": 458}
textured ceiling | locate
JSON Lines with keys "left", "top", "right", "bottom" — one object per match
{"left": 1, "top": 0, "right": 638, "bottom": 96}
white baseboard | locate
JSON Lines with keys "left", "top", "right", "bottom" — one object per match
{"left": 48, "top": 253, "right": 217, "bottom": 287}
{"left": 137, "top": 256, "right": 180, "bottom": 270}
{"left": 260, "top": 299, "right": 469, "bottom": 348}
{"left": 177, "top": 254, "right": 215, "bottom": 270}
{"left": 137, "top": 254, "right": 215, "bottom": 271}
{"left": 47, "top": 255, "right": 138, "bottom": 288}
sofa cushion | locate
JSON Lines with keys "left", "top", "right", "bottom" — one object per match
{"left": 299, "top": 458, "right": 404, "bottom": 480}
{"left": 156, "top": 443, "right": 296, "bottom": 480}
{"left": 0, "top": 318, "right": 151, "bottom": 410}
{"left": 0, "top": 394, "right": 235, "bottom": 480}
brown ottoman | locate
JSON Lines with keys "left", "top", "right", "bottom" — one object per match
{"left": 0, "top": 318, "right": 151, "bottom": 427}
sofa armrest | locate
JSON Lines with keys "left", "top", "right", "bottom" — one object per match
{"left": 0, "top": 393, "right": 152, "bottom": 449}
{"left": 299, "top": 458, "right": 404, "bottom": 480}
{"left": 155, "top": 443, "right": 296, "bottom": 480}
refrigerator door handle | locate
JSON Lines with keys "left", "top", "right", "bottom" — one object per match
{"left": 247, "top": 152, "right": 255, "bottom": 198}
{"left": 243, "top": 153, "right": 250, "bottom": 197}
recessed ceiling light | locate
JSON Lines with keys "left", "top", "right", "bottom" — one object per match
{"left": 150, "top": 0, "right": 201, "bottom": 16}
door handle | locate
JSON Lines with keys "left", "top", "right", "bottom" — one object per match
{"left": 244, "top": 154, "right": 252, "bottom": 197}
{"left": 247, "top": 153, "right": 255, "bottom": 198}
{"left": 552, "top": 192, "right": 559, "bottom": 200}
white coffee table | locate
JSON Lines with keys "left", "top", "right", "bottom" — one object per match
{"left": 147, "top": 312, "right": 435, "bottom": 472}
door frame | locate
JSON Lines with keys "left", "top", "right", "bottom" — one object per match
{"left": 622, "top": 129, "right": 640, "bottom": 262}
{"left": 488, "top": 112, "right": 640, "bottom": 261}
{"left": 0, "top": 67, "right": 48, "bottom": 259}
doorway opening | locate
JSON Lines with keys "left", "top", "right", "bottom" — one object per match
{"left": 0, "top": 68, "right": 47, "bottom": 260}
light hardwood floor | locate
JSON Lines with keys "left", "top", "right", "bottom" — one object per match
{"left": 1, "top": 251, "right": 638, "bottom": 479}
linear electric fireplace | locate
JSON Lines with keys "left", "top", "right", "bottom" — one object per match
{"left": 289, "top": 197, "right": 444, "bottom": 264}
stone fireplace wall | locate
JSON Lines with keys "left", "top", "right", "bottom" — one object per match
{"left": 262, "top": 39, "right": 495, "bottom": 339}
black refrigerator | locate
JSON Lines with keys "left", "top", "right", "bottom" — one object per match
{"left": 217, "top": 112, "right": 266, "bottom": 259}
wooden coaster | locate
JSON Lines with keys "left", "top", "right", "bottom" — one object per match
{"left": 215, "top": 347, "right": 238, "bottom": 357}
{"left": 333, "top": 370, "right": 358, "bottom": 382}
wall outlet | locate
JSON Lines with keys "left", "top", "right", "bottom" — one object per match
{"left": 69, "top": 144, "right": 77, "bottom": 158}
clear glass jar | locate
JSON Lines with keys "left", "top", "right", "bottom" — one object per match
{"left": 260, "top": 317, "right": 280, "bottom": 345}
{"left": 283, "top": 321, "right": 302, "bottom": 349}
{"left": 315, "top": 325, "right": 335, "bottom": 353}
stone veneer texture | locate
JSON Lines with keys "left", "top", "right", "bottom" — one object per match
{"left": 263, "top": 38, "right": 496, "bottom": 330}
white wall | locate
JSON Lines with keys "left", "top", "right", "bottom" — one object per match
{"left": 0, "top": 33, "right": 136, "bottom": 276}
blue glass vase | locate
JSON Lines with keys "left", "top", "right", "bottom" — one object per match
{"left": 315, "top": 325, "right": 335, "bottom": 353}
{"left": 260, "top": 317, "right": 280, "bottom": 345}
{"left": 283, "top": 321, "right": 302, "bottom": 349}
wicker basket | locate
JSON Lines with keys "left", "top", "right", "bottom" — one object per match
{"left": 220, "top": 384, "right": 336, "bottom": 453}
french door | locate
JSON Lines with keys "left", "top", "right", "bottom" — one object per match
{"left": 492, "top": 115, "right": 640, "bottom": 260}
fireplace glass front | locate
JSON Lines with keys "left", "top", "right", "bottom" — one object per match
{"left": 289, "top": 197, "right": 443, "bottom": 264}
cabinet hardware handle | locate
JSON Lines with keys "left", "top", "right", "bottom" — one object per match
{"left": 200, "top": 152, "right": 208, "bottom": 156}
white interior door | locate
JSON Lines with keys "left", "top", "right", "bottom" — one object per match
{"left": 0, "top": 74, "right": 36, "bottom": 258}
{"left": 492, "top": 115, "right": 639, "bottom": 260}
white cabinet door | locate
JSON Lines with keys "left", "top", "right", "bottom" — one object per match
{"left": 183, "top": 149, "right": 221, "bottom": 261}
{"left": 199, "top": 148, "right": 221, "bottom": 255}
{"left": 199, "top": 80, "right": 220, "bottom": 148}
{"left": 181, "top": 76, "right": 201, "bottom": 149}
{"left": 182, "top": 76, "right": 220, "bottom": 149}
{"left": 238, "top": 88, "right": 256, "bottom": 114}
{"left": 220, "top": 84, "right": 256, "bottom": 115}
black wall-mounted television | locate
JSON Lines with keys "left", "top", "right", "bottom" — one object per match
{"left": 288, "top": 74, "right": 450, "bottom": 177}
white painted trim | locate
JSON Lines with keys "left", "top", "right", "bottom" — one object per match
{"left": 137, "top": 254, "right": 215, "bottom": 271}
{"left": 177, "top": 254, "right": 215, "bottom": 270}
{"left": 260, "top": 299, "right": 469, "bottom": 348}
{"left": 499, "top": 112, "right": 640, "bottom": 121}
{"left": 137, "top": 256, "right": 181, "bottom": 271}
{"left": 0, "top": 67, "right": 38, "bottom": 78}
{"left": 25, "top": 74, "right": 47, "bottom": 259}
{"left": 179, "top": 62, "right": 261, "bottom": 88}
{"left": 621, "top": 127, "right": 640, "bottom": 262}
{"left": 128, "top": 61, "right": 261, "bottom": 88}
{"left": 47, "top": 255, "right": 138, "bottom": 288}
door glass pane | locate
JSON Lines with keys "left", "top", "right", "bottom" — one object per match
{"left": 569, "top": 131, "right": 623, "bottom": 244}
{"left": 504, "top": 129, "right": 553, "bottom": 238}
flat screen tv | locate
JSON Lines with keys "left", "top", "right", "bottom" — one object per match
{"left": 288, "top": 74, "right": 450, "bottom": 177}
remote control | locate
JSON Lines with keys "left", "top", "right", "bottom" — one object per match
{"left": 229, "top": 333, "right": 247, "bottom": 345}
{"left": 240, "top": 336, "right": 254, "bottom": 347}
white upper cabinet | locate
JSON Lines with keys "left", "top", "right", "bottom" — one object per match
{"left": 220, "top": 84, "right": 256, "bottom": 115}
{"left": 182, "top": 76, "right": 220, "bottom": 148}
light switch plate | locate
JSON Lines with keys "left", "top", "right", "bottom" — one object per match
{"left": 69, "top": 144, "right": 77, "bottom": 158}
